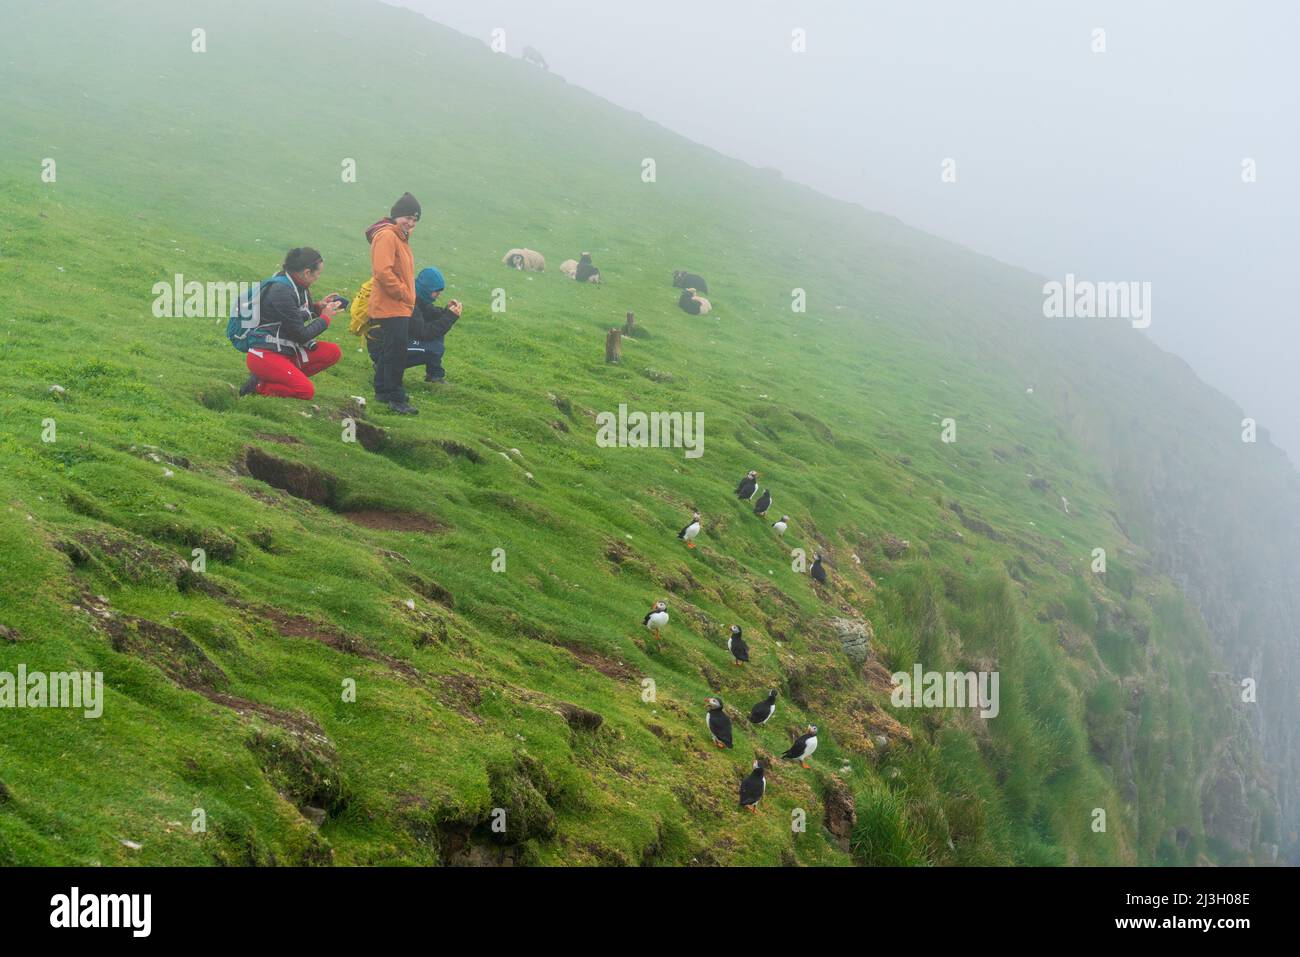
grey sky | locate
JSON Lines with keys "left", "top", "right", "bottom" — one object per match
{"left": 395, "top": 0, "right": 1299, "bottom": 460}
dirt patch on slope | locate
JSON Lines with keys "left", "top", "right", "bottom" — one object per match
{"left": 560, "top": 642, "right": 640, "bottom": 681}
{"left": 242, "top": 447, "right": 338, "bottom": 506}
{"left": 438, "top": 440, "right": 483, "bottom": 463}
{"left": 251, "top": 603, "right": 421, "bottom": 680}
{"left": 203, "top": 692, "right": 331, "bottom": 741}
{"left": 76, "top": 594, "right": 228, "bottom": 693}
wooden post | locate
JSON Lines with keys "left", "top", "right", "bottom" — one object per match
{"left": 605, "top": 327, "right": 622, "bottom": 363}
{"left": 624, "top": 311, "right": 636, "bottom": 336}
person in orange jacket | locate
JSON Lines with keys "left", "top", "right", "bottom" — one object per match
{"left": 366, "top": 192, "right": 420, "bottom": 414}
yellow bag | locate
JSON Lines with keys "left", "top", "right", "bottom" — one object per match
{"left": 349, "top": 278, "right": 375, "bottom": 338}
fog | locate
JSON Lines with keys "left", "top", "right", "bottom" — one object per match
{"left": 395, "top": 0, "right": 1299, "bottom": 460}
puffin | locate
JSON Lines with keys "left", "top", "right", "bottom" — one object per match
{"left": 772, "top": 515, "right": 789, "bottom": 536}
{"left": 677, "top": 511, "right": 701, "bottom": 549}
{"left": 739, "top": 760, "right": 766, "bottom": 812}
{"left": 643, "top": 599, "right": 669, "bottom": 640}
{"left": 727, "top": 624, "right": 749, "bottom": 666}
{"left": 781, "top": 725, "right": 819, "bottom": 769}
{"left": 753, "top": 489, "right": 772, "bottom": 517}
{"left": 748, "top": 689, "right": 778, "bottom": 725}
{"left": 735, "top": 470, "right": 759, "bottom": 501}
{"left": 810, "top": 553, "right": 828, "bottom": 585}
{"left": 705, "top": 697, "right": 734, "bottom": 749}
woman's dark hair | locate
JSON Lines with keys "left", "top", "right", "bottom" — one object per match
{"left": 283, "top": 247, "right": 323, "bottom": 273}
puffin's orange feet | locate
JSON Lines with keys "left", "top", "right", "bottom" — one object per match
{"left": 801, "top": 762, "right": 810, "bottom": 769}
{"left": 687, "top": 542, "right": 695, "bottom": 549}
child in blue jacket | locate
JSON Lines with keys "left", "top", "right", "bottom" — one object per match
{"left": 368, "top": 266, "right": 461, "bottom": 382}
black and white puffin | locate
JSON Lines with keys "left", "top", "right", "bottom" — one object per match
{"left": 753, "top": 489, "right": 772, "bottom": 516}
{"left": 677, "top": 511, "right": 701, "bottom": 549}
{"left": 643, "top": 599, "right": 669, "bottom": 640}
{"left": 772, "top": 515, "right": 789, "bottom": 536}
{"left": 705, "top": 697, "right": 733, "bottom": 749}
{"left": 726, "top": 624, "right": 749, "bottom": 666}
{"left": 810, "top": 553, "right": 828, "bottom": 585}
{"left": 739, "top": 759, "right": 766, "bottom": 812}
{"left": 781, "top": 725, "right": 819, "bottom": 768}
{"left": 735, "top": 470, "right": 758, "bottom": 501}
{"left": 748, "top": 689, "right": 778, "bottom": 725}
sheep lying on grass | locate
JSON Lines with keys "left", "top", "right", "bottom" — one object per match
{"left": 560, "top": 253, "right": 601, "bottom": 282}
{"left": 575, "top": 252, "right": 601, "bottom": 283}
{"left": 503, "top": 248, "right": 546, "bottom": 271}
{"left": 678, "top": 288, "right": 711, "bottom": 315}
{"left": 672, "top": 270, "right": 708, "bottom": 294}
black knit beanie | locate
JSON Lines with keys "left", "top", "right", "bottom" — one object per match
{"left": 390, "top": 192, "right": 422, "bottom": 220}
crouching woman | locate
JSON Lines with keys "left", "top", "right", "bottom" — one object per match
{"left": 241, "top": 247, "right": 344, "bottom": 400}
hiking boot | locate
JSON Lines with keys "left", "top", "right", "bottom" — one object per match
{"left": 424, "top": 375, "right": 445, "bottom": 384}
{"left": 387, "top": 401, "right": 419, "bottom": 415}
{"left": 239, "top": 374, "right": 260, "bottom": 397}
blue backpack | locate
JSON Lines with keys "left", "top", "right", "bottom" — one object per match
{"left": 225, "top": 274, "right": 292, "bottom": 352}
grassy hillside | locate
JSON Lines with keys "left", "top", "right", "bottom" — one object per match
{"left": 0, "top": 0, "right": 1290, "bottom": 865}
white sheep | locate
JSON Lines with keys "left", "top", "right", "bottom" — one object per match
{"left": 678, "top": 288, "right": 711, "bottom": 314}
{"left": 502, "top": 248, "right": 546, "bottom": 272}
{"left": 559, "top": 258, "right": 578, "bottom": 279}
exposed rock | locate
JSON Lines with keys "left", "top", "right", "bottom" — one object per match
{"left": 246, "top": 725, "right": 350, "bottom": 817}
{"left": 823, "top": 777, "right": 857, "bottom": 848}
{"left": 880, "top": 534, "right": 910, "bottom": 559}
{"left": 1201, "top": 755, "right": 1255, "bottom": 854}
{"left": 829, "top": 616, "right": 873, "bottom": 665}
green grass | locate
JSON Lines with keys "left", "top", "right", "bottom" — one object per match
{"left": 0, "top": 0, "right": 1277, "bottom": 866}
